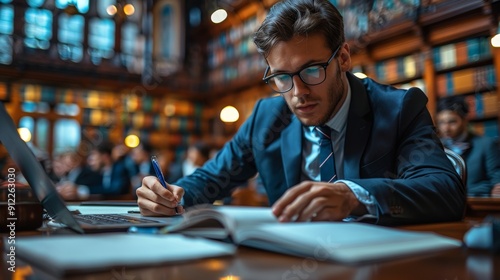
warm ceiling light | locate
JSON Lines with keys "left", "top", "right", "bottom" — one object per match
{"left": 18, "top": 128, "right": 32, "bottom": 142}
{"left": 220, "top": 106, "right": 239, "bottom": 123}
{"left": 164, "top": 104, "right": 176, "bottom": 116}
{"left": 106, "top": 5, "right": 118, "bottom": 16}
{"left": 492, "top": 34, "right": 500, "bottom": 47}
{"left": 211, "top": 8, "right": 227, "bottom": 24}
{"left": 124, "top": 134, "right": 140, "bottom": 148}
{"left": 123, "top": 4, "right": 135, "bottom": 16}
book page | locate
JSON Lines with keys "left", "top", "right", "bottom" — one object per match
{"left": 165, "top": 206, "right": 277, "bottom": 240}
{"left": 234, "top": 222, "right": 461, "bottom": 263}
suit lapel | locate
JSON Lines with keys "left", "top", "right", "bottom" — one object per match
{"left": 281, "top": 116, "right": 303, "bottom": 187}
{"left": 343, "top": 73, "right": 372, "bottom": 179}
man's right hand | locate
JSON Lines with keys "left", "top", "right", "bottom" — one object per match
{"left": 136, "top": 176, "right": 185, "bottom": 216}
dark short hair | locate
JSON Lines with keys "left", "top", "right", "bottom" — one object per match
{"left": 191, "top": 141, "right": 211, "bottom": 160}
{"left": 139, "top": 141, "right": 153, "bottom": 154}
{"left": 253, "top": 0, "right": 345, "bottom": 58}
{"left": 437, "top": 96, "right": 469, "bottom": 118}
{"left": 94, "top": 141, "right": 114, "bottom": 156}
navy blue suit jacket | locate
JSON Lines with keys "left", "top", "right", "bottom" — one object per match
{"left": 175, "top": 73, "right": 466, "bottom": 225}
{"left": 89, "top": 158, "right": 131, "bottom": 195}
{"left": 462, "top": 133, "right": 500, "bottom": 196}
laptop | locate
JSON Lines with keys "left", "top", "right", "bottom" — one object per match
{"left": 0, "top": 101, "right": 180, "bottom": 233}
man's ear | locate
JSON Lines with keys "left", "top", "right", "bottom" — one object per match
{"left": 338, "top": 43, "right": 351, "bottom": 72}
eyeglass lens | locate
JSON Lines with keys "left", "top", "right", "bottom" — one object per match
{"left": 268, "top": 65, "right": 325, "bottom": 93}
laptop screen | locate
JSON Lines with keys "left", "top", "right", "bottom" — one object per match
{"left": 0, "top": 101, "right": 83, "bottom": 233}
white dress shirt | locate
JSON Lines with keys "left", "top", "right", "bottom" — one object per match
{"left": 301, "top": 83, "right": 377, "bottom": 217}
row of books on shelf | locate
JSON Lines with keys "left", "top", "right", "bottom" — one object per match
{"left": 464, "top": 92, "right": 498, "bottom": 119}
{"left": 82, "top": 109, "right": 115, "bottom": 127}
{"left": 366, "top": 36, "right": 491, "bottom": 85}
{"left": 20, "top": 85, "right": 118, "bottom": 109}
{"left": 208, "top": 36, "right": 258, "bottom": 69}
{"left": 470, "top": 119, "right": 499, "bottom": 138}
{"left": 433, "top": 36, "right": 491, "bottom": 71}
{"left": 436, "top": 65, "right": 496, "bottom": 97}
{"left": 394, "top": 79, "right": 426, "bottom": 93}
{"left": 208, "top": 53, "right": 267, "bottom": 87}
{"left": 374, "top": 53, "right": 423, "bottom": 84}
{"left": 83, "top": 109, "right": 206, "bottom": 133}
{"left": 17, "top": 83, "right": 206, "bottom": 118}
{"left": 132, "top": 129, "right": 201, "bottom": 148}
{"left": 207, "top": 16, "right": 259, "bottom": 52}
{"left": 123, "top": 95, "right": 204, "bottom": 117}
{"left": 121, "top": 113, "right": 203, "bottom": 132}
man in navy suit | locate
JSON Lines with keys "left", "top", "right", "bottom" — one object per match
{"left": 57, "top": 141, "right": 132, "bottom": 200}
{"left": 136, "top": 0, "right": 465, "bottom": 225}
{"left": 436, "top": 96, "right": 500, "bottom": 197}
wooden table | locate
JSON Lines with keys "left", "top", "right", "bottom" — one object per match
{"left": 1, "top": 218, "right": 498, "bottom": 280}
{"left": 467, "top": 196, "right": 500, "bottom": 218}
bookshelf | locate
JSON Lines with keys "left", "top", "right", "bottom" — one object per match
{"left": 201, "top": 2, "right": 270, "bottom": 97}
{"left": 350, "top": 0, "right": 500, "bottom": 139}
{"left": 203, "top": 0, "right": 500, "bottom": 142}
{"left": 7, "top": 83, "right": 208, "bottom": 158}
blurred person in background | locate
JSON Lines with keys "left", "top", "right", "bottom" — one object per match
{"left": 56, "top": 141, "right": 132, "bottom": 200}
{"left": 168, "top": 141, "right": 211, "bottom": 183}
{"left": 54, "top": 150, "right": 102, "bottom": 200}
{"left": 129, "top": 141, "right": 156, "bottom": 193}
{"left": 436, "top": 96, "right": 500, "bottom": 197}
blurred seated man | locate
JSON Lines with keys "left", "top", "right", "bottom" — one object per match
{"left": 57, "top": 141, "right": 131, "bottom": 200}
{"left": 168, "top": 141, "right": 211, "bottom": 183}
{"left": 54, "top": 150, "right": 102, "bottom": 200}
{"left": 436, "top": 96, "right": 500, "bottom": 197}
{"left": 129, "top": 141, "right": 155, "bottom": 192}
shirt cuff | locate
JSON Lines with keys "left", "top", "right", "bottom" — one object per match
{"left": 337, "top": 179, "right": 378, "bottom": 218}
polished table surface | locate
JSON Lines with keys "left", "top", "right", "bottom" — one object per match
{"left": 1, "top": 218, "right": 499, "bottom": 280}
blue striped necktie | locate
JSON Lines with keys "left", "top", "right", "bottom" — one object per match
{"left": 315, "top": 126, "right": 337, "bottom": 183}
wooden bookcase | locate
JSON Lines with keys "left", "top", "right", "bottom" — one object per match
{"left": 4, "top": 84, "right": 209, "bottom": 160}
{"left": 203, "top": 0, "right": 500, "bottom": 141}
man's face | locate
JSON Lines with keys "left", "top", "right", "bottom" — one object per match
{"left": 87, "top": 151, "right": 103, "bottom": 171}
{"left": 131, "top": 146, "right": 146, "bottom": 164}
{"left": 265, "top": 34, "right": 350, "bottom": 126}
{"left": 436, "top": 110, "right": 466, "bottom": 139}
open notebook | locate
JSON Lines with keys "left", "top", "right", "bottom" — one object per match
{"left": 161, "top": 205, "right": 463, "bottom": 263}
{"left": 0, "top": 101, "right": 179, "bottom": 233}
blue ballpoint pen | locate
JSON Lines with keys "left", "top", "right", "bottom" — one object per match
{"left": 151, "top": 155, "right": 180, "bottom": 213}
{"left": 151, "top": 155, "right": 168, "bottom": 188}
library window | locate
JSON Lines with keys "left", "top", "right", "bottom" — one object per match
{"left": 24, "top": 7, "right": 52, "bottom": 50}
{"left": 0, "top": 2, "right": 13, "bottom": 65}
{"left": 121, "top": 22, "right": 140, "bottom": 70}
{"left": 88, "top": 18, "right": 115, "bottom": 65}
{"left": 54, "top": 119, "right": 81, "bottom": 154}
{"left": 58, "top": 14, "right": 84, "bottom": 62}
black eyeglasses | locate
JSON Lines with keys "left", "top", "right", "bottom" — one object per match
{"left": 262, "top": 45, "right": 341, "bottom": 94}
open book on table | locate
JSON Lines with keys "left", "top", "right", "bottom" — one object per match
{"left": 163, "top": 205, "right": 462, "bottom": 263}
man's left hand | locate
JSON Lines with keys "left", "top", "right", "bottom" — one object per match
{"left": 272, "top": 181, "right": 364, "bottom": 222}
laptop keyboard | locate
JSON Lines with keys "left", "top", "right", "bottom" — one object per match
{"left": 74, "top": 214, "right": 159, "bottom": 225}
